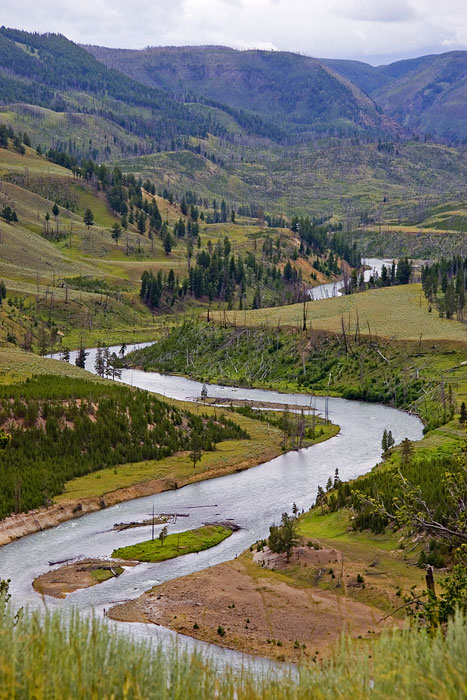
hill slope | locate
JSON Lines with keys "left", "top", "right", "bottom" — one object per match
{"left": 84, "top": 44, "right": 402, "bottom": 138}
{"left": 0, "top": 28, "right": 220, "bottom": 147}
{"left": 323, "top": 51, "right": 467, "bottom": 140}
{"left": 374, "top": 52, "right": 467, "bottom": 140}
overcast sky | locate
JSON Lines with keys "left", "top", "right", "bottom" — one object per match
{"left": 3, "top": 0, "right": 467, "bottom": 64}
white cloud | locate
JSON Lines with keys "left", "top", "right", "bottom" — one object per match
{"left": 337, "top": 0, "right": 417, "bottom": 22}
{"left": 1, "top": 0, "right": 467, "bottom": 63}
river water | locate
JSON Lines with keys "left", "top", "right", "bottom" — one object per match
{"left": 308, "top": 257, "right": 394, "bottom": 300}
{"left": 0, "top": 340, "right": 423, "bottom": 669}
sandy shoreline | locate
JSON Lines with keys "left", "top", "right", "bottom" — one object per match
{"left": 33, "top": 558, "right": 138, "bottom": 598}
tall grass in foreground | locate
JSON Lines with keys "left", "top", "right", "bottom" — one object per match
{"left": 0, "top": 599, "right": 466, "bottom": 699}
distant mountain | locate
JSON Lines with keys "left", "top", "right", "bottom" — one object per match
{"left": 0, "top": 28, "right": 220, "bottom": 147}
{"left": 374, "top": 52, "right": 467, "bottom": 140}
{"left": 321, "top": 59, "right": 393, "bottom": 96}
{"left": 322, "top": 52, "right": 467, "bottom": 140}
{"left": 84, "top": 45, "right": 402, "bottom": 138}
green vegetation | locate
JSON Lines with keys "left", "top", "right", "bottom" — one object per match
{"left": 112, "top": 525, "right": 232, "bottom": 562}
{"left": 55, "top": 402, "right": 282, "bottom": 503}
{"left": 268, "top": 512, "right": 301, "bottom": 562}
{"left": 325, "top": 438, "right": 465, "bottom": 536}
{"left": 86, "top": 44, "right": 395, "bottom": 139}
{"left": 127, "top": 317, "right": 466, "bottom": 430}
{"left": 422, "top": 254, "right": 466, "bottom": 321}
{"left": 0, "top": 373, "right": 247, "bottom": 519}
{"left": 232, "top": 405, "right": 339, "bottom": 448}
{"left": 90, "top": 567, "right": 124, "bottom": 583}
{"left": 1, "top": 594, "right": 466, "bottom": 698}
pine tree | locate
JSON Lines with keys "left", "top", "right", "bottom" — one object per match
{"left": 60, "top": 347, "right": 70, "bottom": 362}
{"left": 163, "top": 230, "right": 173, "bottom": 256}
{"left": 268, "top": 512, "right": 301, "bottom": 562}
{"left": 111, "top": 222, "right": 122, "bottom": 246}
{"left": 94, "top": 345, "right": 106, "bottom": 377}
{"left": 315, "top": 485, "right": 326, "bottom": 506}
{"left": 382, "top": 429, "right": 388, "bottom": 452}
{"left": 83, "top": 208, "right": 94, "bottom": 229}
{"left": 190, "top": 432, "right": 202, "bottom": 468}
{"left": 75, "top": 344, "right": 88, "bottom": 369}
{"left": 137, "top": 211, "right": 146, "bottom": 235}
{"left": 460, "top": 402, "right": 467, "bottom": 425}
{"left": 400, "top": 438, "right": 413, "bottom": 467}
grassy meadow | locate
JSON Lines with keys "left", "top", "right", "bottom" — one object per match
{"left": 211, "top": 283, "right": 467, "bottom": 342}
{"left": 0, "top": 600, "right": 466, "bottom": 699}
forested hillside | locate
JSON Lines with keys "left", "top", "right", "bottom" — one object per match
{"left": 0, "top": 373, "right": 247, "bottom": 519}
{"left": 84, "top": 44, "right": 401, "bottom": 138}
{"left": 0, "top": 29, "right": 466, "bottom": 229}
{"left": 324, "top": 51, "right": 467, "bottom": 141}
{"left": 0, "top": 28, "right": 221, "bottom": 149}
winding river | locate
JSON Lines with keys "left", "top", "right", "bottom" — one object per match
{"left": 0, "top": 259, "right": 423, "bottom": 669}
{"left": 0, "top": 347, "right": 423, "bottom": 669}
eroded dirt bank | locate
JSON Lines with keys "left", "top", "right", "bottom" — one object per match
{"left": 0, "top": 448, "right": 280, "bottom": 548}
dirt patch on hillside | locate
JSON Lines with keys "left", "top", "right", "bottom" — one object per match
{"left": 33, "top": 558, "right": 137, "bottom": 598}
{"left": 108, "top": 545, "right": 400, "bottom": 662}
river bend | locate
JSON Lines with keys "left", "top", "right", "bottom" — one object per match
{"left": 0, "top": 343, "right": 423, "bottom": 669}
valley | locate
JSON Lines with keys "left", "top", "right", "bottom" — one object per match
{"left": 0, "top": 21, "right": 465, "bottom": 699}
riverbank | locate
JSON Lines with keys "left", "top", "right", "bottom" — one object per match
{"left": 108, "top": 507, "right": 422, "bottom": 662}
{"left": 0, "top": 391, "right": 342, "bottom": 547}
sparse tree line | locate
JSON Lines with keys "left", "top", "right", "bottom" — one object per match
{"left": 126, "top": 322, "right": 438, "bottom": 423}
{"left": 0, "top": 375, "right": 248, "bottom": 519}
{"left": 422, "top": 255, "right": 466, "bottom": 321}
{"left": 315, "top": 433, "right": 467, "bottom": 628}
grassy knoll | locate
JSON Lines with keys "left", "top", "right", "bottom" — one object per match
{"left": 211, "top": 283, "right": 467, "bottom": 342}
{"left": 112, "top": 525, "right": 232, "bottom": 562}
{"left": 0, "top": 104, "right": 144, "bottom": 160}
{"left": 0, "top": 346, "right": 105, "bottom": 385}
{"left": 297, "top": 508, "right": 427, "bottom": 592}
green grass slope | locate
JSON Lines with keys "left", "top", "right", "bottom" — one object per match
{"left": 214, "top": 283, "right": 467, "bottom": 342}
